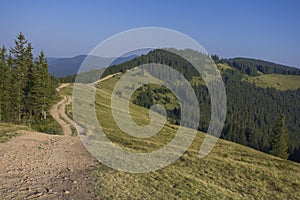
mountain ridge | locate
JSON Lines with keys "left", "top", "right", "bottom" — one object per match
{"left": 48, "top": 54, "right": 137, "bottom": 77}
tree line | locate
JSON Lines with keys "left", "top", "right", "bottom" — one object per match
{"left": 214, "top": 56, "right": 300, "bottom": 76}
{"left": 0, "top": 33, "right": 56, "bottom": 126}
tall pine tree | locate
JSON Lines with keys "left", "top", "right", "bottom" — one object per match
{"left": 32, "top": 51, "right": 51, "bottom": 120}
{"left": 269, "top": 114, "right": 289, "bottom": 159}
{"left": 24, "top": 42, "right": 35, "bottom": 124}
{"left": 0, "top": 47, "right": 12, "bottom": 122}
{"left": 0, "top": 46, "right": 5, "bottom": 121}
{"left": 10, "top": 32, "right": 29, "bottom": 122}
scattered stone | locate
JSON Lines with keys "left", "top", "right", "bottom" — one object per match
{"left": 35, "top": 192, "right": 43, "bottom": 197}
{"left": 67, "top": 167, "right": 73, "bottom": 172}
{"left": 64, "top": 190, "right": 70, "bottom": 194}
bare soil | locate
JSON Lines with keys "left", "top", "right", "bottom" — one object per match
{"left": 0, "top": 85, "right": 98, "bottom": 199}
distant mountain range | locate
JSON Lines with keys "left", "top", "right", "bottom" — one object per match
{"left": 48, "top": 55, "right": 137, "bottom": 77}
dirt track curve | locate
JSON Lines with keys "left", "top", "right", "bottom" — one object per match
{"left": 0, "top": 84, "right": 98, "bottom": 200}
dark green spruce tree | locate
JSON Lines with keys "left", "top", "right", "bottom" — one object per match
{"left": 0, "top": 46, "right": 6, "bottom": 121}
{"left": 24, "top": 42, "right": 35, "bottom": 124}
{"left": 32, "top": 51, "right": 51, "bottom": 120}
{"left": 10, "top": 32, "right": 29, "bottom": 122}
{"left": 0, "top": 47, "right": 13, "bottom": 122}
{"left": 269, "top": 114, "right": 289, "bottom": 159}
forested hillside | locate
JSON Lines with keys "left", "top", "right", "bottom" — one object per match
{"left": 219, "top": 57, "right": 300, "bottom": 76}
{"left": 101, "top": 49, "right": 300, "bottom": 162}
{"left": 0, "top": 33, "right": 56, "bottom": 129}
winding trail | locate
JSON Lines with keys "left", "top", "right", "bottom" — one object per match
{"left": 0, "top": 84, "right": 98, "bottom": 200}
{"left": 88, "top": 72, "right": 121, "bottom": 87}
{"left": 49, "top": 96, "right": 74, "bottom": 136}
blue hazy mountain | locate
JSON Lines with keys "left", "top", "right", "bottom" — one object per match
{"left": 48, "top": 54, "right": 137, "bottom": 77}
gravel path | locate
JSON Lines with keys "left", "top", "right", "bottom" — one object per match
{"left": 0, "top": 84, "right": 98, "bottom": 200}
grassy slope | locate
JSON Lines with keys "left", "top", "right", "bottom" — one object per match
{"left": 58, "top": 83, "right": 74, "bottom": 97}
{"left": 217, "top": 63, "right": 300, "bottom": 91}
{"left": 91, "top": 74, "right": 300, "bottom": 199}
{"left": 217, "top": 63, "right": 232, "bottom": 71}
{"left": 0, "top": 123, "right": 28, "bottom": 143}
{"left": 243, "top": 74, "right": 300, "bottom": 91}
{"left": 190, "top": 63, "right": 232, "bottom": 86}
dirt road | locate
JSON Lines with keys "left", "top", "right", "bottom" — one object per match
{"left": 49, "top": 96, "right": 74, "bottom": 136}
{"left": 0, "top": 84, "right": 98, "bottom": 199}
{"left": 88, "top": 72, "right": 121, "bottom": 87}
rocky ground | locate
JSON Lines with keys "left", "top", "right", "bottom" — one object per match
{"left": 0, "top": 85, "right": 98, "bottom": 199}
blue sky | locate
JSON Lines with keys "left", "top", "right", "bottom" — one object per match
{"left": 1, "top": 0, "right": 299, "bottom": 67}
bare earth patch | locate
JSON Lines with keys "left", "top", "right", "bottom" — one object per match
{"left": 0, "top": 84, "right": 98, "bottom": 199}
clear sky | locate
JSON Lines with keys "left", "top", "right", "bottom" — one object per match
{"left": 1, "top": 0, "right": 299, "bottom": 67}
